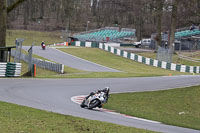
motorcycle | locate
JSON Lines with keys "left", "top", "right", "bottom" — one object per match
{"left": 80, "top": 91, "right": 109, "bottom": 109}
{"left": 42, "top": 43, "right": 46, "bottom": 50}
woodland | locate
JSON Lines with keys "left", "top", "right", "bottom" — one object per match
{"left": 0, "top": 0, "right": 200, "bottom": 48}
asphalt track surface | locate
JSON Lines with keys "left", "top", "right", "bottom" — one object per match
{"left": 22, "top": 46, "right": 120, "bottom": 72}
{"left": 0, "top": 76, "right": 200, "bottom": 133}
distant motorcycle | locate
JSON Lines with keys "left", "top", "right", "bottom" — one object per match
{"left": 42, "top": 43, "right": 46, "bottom": 50}
{"left": 80, "top": 91, "right": 109, "bottom": 109}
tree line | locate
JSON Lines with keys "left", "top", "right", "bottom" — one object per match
{"left": 1, "top": 0, "right": 200, "bottom": 48}
{"left": 7, "top": 0, "right": 200, "bottom": 35}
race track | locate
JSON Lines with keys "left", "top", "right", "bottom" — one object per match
{"left": 22, "top": 46, "right": 120, "bottom": 72}
{"left": 0, "top": 76, "right": 200, "bottom": 133}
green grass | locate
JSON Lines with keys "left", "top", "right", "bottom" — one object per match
{"left": 0, "top": 101, "right": 155, "bottom": 133}
{"left": 6, "top": 30, "right": 62, "bottom": 46}
{"left": 104, "top": 86, "right": 200, "bottom": 130}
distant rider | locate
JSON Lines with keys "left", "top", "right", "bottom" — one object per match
{"left": 41, "top": 41, "right": 45, "bottom": 47}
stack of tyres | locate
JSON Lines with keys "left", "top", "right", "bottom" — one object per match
{"left": 6, "top": 62, "right": 21, "bottom": 77}
{"left": 0, "top": 63, "right": 7, "bottom": 77}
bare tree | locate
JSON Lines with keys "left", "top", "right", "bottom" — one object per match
{"left": 154, "top": 0, "right": 164, "bottom": 47}
{"left": 0, "top": 0, "right": 27, "bottom": 48}
{"left": 4, "top": 0, "right": 200, "bottom": 41}
{"left": 168, "top": 0, "right": 180, "bottom": 52}
{"left": 0, "top": 0, "right": 7, "bottom": 47}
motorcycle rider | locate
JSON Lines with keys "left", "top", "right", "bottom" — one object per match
{"left": 41, "top": 41, "right": 45, "bottom": 47}
{"left": 80, "top": 87, "right": 110, "bottom": 108}
{"left": 85, "top": 87, "right": 110, "bottom": 103}
{"left": 41, "top": 41, "right": 46, "bottom": 50}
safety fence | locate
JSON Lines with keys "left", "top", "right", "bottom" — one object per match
{"left": 0, "top": 62, "right": 21, "bottom": 77}
{"left": 70, "top": 41, "right": 132, "bottom": 47}
{"left": 178, "top": 54, "right": 200, "bottom": 63}
{"left": 71, "top": 41, "right": 200, "bottom": 73}
{"left": 11, "top": 50, "right": 64, "bottom": 74}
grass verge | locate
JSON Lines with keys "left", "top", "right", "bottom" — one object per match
{"left": 58, "top": 47, "right": 189, "bottom": 78}
{"left": 6, "top": 30, "right": 62, "bottom": 46}
{"left": 0, "top": 101, "right": 155, "bottom": 133}
{"left": 103, "top": 85, "right": 200, "bottom": 130}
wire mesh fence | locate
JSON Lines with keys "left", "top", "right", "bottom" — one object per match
{"left": 11, "top": 50, "right": 64, "bottom": 74}
{"left": 14, "top": 38, "right": 24, "bottom": 63}
{"left": 157, "top": 46, "right": 173, "bottom": 63}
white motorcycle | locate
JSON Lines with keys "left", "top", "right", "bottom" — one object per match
{"left": 80, "top": 91, "right": 109, "bottom": 109}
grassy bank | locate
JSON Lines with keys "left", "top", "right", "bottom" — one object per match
{"left": 58, "top": 47, "right": 188, "bottom": 78}
{"left": 104, "top": 86, "right": 200, "bottom": 130}
{"left": 0, "top": 101, "right": 155, "bottom": 133}
{"left": 6, "top": 30, "right": 62, "bottom": 46}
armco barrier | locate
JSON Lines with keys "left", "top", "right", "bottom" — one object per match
{"left": 11, "top": 50, "right": 64, "bottom": 74}
{"left": 0, "top": 62, "right": 21, "bottom": 77}
{"left": 71, "top": 41, "right": 200, "bottom": 73}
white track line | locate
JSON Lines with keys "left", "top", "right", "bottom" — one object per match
{"left": 71, "top": 95, "right": 161, "bottom": 124}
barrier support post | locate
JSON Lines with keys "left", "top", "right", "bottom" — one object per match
{"left": 33, "top": 64, "right": 36, "bottom": 77}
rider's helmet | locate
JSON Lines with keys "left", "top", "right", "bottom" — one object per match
{"left": 103, "top": 87, "right": 110, "bottom": 94}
